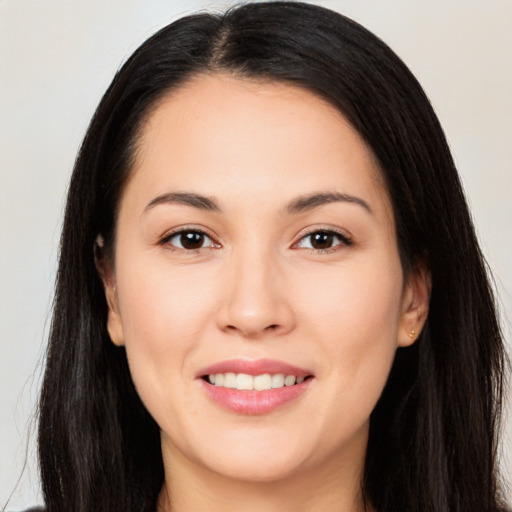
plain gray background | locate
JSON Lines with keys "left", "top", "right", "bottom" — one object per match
{"left": 1, "top": 0, "right": 511, "bottom": 508}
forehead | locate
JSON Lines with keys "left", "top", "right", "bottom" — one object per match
{"left": 137, "top": 74, "right": 375, "bottom": 165}
{"left": 124, "top": 73, "right": 391, "bottom": 220}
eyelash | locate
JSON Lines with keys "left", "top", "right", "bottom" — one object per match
{"left": 159, "top": 227, "right": 353, "bottom": 254}
{"left": 159, "top": 227, "right": 219, "bottom": 253}
{"left": 294, "top": 228, "right": 354, "bottom": 254}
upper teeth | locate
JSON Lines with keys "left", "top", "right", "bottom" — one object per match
{"left": 208, "top": 373, "right": 305, "bottom": 391}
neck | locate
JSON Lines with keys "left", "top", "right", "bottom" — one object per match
{"left": 157, "top": 429, "right": 371, "bottom": 512}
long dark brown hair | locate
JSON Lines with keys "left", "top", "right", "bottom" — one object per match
{"left": 38, "top": 2, "right": 509, "bottom": 511}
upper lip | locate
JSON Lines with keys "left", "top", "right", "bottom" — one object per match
{"left": 197, "top": 358, "right": 313, "bottom": 379}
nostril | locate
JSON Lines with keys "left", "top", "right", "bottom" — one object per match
{"left": 223, "top": 323, "right": 281, "bottom": 334}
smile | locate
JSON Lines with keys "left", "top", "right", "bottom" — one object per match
{"left": 198, "top": 359, "right": 314, "bottom": 414}
{"left": 206, "top": 372, "right": 307, "bottom": 390}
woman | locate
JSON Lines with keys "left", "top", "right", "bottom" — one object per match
{"left": 36, "top": 1, "right": 509, "bottom": 511}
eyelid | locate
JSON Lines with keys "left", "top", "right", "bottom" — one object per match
{"left": 157, "top": 224, "right": 353, "bottom": 253}
{"left": 291, "top": 226, "right": 354, "bottom": 252}
{"left": 158, "top": 225, "right": 221, "bottom": 249}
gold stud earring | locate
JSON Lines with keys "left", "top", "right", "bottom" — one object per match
{"left": 408, "top": 328, "right": 416, "bottom": 339}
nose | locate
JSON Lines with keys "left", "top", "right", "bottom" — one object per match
{"left": 215, "top": 248, "right": 296, "bottom": 339}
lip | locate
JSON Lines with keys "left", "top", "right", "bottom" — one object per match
{"left": 197, "top": 358, "right": 314, "bottom": 415}
{"left": 197, "top": 358, "right": 313, "bottom": 379}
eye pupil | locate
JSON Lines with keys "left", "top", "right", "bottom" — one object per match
{"left": 180, "top": 231, "right": 204, "bottom": 249}
{"left": 311, "top": 232, "right": 334, "bottom": 249}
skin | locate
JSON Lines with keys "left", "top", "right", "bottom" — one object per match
{"left": 100, "top": 74, "right": 430, "bottom": 512}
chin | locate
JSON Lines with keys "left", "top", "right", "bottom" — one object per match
{"left": 205, "top": 451, "right": 310, "bottom": 483}
{"left": 174, "top": 426, "right": 315, "bottom": 483}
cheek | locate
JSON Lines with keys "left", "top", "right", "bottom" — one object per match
{"left": 299, "top": 254, "right": 403, "bottom": 336}
{"left": 113, "top": 255, "right": 219, "bottom": 411}
{"left": 117, "top": 255, "right": 217, "bottom": 347}
{"left": 295, "top": 255, "right": 403, "bottom": 423}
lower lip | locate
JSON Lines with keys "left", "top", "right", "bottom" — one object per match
{"left": 200, "top": 378, "right": 313, "bottom": 415}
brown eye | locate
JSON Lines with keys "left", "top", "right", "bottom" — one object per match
{"left": 310, "top": 232, "right": 335, "bottom": 249}
{"left": 180, "top": 231, "right": 205, "bottom": 249}
{"left": 165, "top": 230, "right": 217, "bottom": 250}
{"left": 295, "top": 230, "right": 352, "bottom": 252}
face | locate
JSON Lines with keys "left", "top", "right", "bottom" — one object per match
{"left": 102, "top": 75, "right": 429, "bottom": 485}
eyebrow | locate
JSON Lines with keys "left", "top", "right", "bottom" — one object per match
{"left": 143, "top": 190, "right": 372, "bottom": 216}
{"left": 285, "top": 192, "right": 373, "bottom": 215}
{"left": 144, "top": 192, "right": 221, "bottom": 213}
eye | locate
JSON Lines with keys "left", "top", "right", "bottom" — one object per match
{"left": 295, "top": 229, "right": 352, "bottom": 252}
{"left": 162, "top": 229, "right": 218, "bottom": 251}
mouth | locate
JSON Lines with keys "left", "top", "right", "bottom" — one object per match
{"left": 201, "top": 372, "right": 313, "bottom": 390}
{"left": 197, "top": 359, "right": 315, "bottom": 415}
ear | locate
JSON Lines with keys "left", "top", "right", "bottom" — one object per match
{"left": 397, "top": 261, "right": 431, "bottom": 347}
{"left": 94, "top": 235, "right": 125, "bottom": 347}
